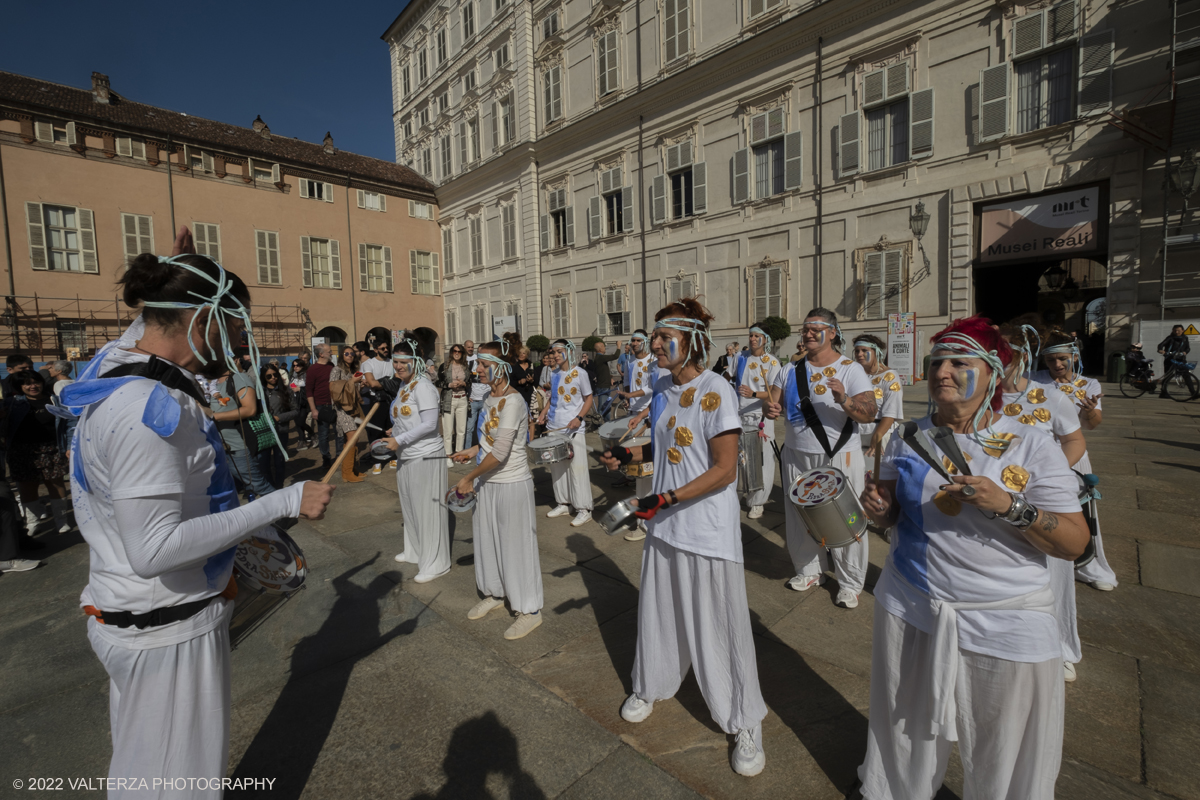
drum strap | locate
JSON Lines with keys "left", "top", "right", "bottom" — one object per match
{"left": 897, "top": 423, "right": 972, "bottom": 482}
{"left": 794, "top": 366, "right": 853, "bottom": 459}
{"left": 83, "top": 595, "right": 217, "bottom": 629}
{"left": 102, "top": 355, "right": 206, "bottom": 405}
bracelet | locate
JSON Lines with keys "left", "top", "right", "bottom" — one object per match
{"left": 667, "top": 489, "right": 679, "bottom": 506}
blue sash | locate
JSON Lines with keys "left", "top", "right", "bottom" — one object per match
{"left": 783, "top": 364, "right": 806, "bottom": 424}
{"left": 733, "top": 353, "right": 748, "bottom": 391}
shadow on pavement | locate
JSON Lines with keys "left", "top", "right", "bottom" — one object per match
{"left": 230, "top": 553, "right": 422, "bottom": 795}
{"left": 411, "top": 710, "right": 546, "bottom": 800}
{"left": 1154, "top": 460, "right": 1200, "bottom": 473}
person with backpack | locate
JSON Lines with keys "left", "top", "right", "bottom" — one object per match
{"left": 208, "top": 356, "right": 275, "bottom": 500}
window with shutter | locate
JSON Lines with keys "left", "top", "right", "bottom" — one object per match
{"left": 752, "top": 266, "right": 783, "bottom": 320}
{"left": 470, "top": 216, "right": 483, "bottom": 267}
{"left": 909, "top": 89, "right": 935, "bottom": 159}
{"left": 301, "top": 236, "right": 313, "bottom": 286}
{"left": 255, "top": 230, "right": 281, "bottom": 285}
{"left": 443, "top": 225, "right": 455, "bottom": 274}
{"left": 474, "top": 306, "right": 488, "bottom": 342}
{"left": 1078, "top": 30, "right": 1114, "bottom": 117}
{"left": 551, "top": 295, "right": 570, "bottom": 338}
{"left": 116, "top": 137, "right": 133, "bottom": 157}
{"left": 26, "top": 202, "right": 47, "bottom": 271}
{"left": 330, "top": 240, "right": 342, "bottom": 289}
{"left": 121, "top": 213, "right": 155, "bottom": 260}
{"left": 502, "top": 204, "right": 517, "bottom": 259}
{"left": 623, "top": 185, "right": 636, "bottom": 232}
{"left": 598, "top": 30, "right": 620, "bottom": 96}
{"left": 862, "top": 252, "right": 884, "bottom": 319}
{"left": 860, "top": 249, "right": 905, "bottom": 319}
{"left": 733, "top": 148, "right": 750, "bottom": 204}
{"left": 979, "top": 64, "right": 1010, "bottom": 142}
{"left": 544, "top": 66, "right": 562, "bottom": 122}
{"left": 652, "top": 175, "right": 666, "bottom": 225}
{"left": 308, "top": 237, "right": 336, "bottom": 288}
{"left": 194, "top": 222, "right": 221, "bottom": 263}
{"left": 446, "top": 310, "right": 459, "bottom": 347}
{"left": 664, "top": 0, "right": 689, "bottom": 63}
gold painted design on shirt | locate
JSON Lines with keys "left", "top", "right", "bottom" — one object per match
{"left": 884, "top": 372, "right": 896, "bottom": 381}
{"left": 1033, "top": 407, "right": 1051, "bottom": 423}
{"left": 813, "top": 383, "right": 828, "bottom": 395}
{"left": 932, "top": 490, "right": 962, "bottom": 516}
{"left": 1003, "top": 403, "right": 1023, "bottom": 416}
{"left": 680, "top": 387, "right": 697, "bottom": 407}
{"left": 874, "top": 388, "right": 883, "bottom": 400}
{"left": 811, "top": 373, "right": 822, "bottom": 383}
{"left": 1075, "top": 388, "right": 1087, "bottom": 400}
{"left": 1018, "top": 414, "right": 1037, "bottom": 426}
{"left": 1074, "top": 378, "right": 1087, "bottom": 388}
{"left": 1026, "top": 388, "right": 1046, "bottom": 404}
{"left": 667, "top": 447, "right": 683, "bottom": 465}
{"left": 1059, "top": 384, "right": 1074, "bottom": 394}
{"left": 872, "top": 377, "right": 882, "bottom": 386}
{"left": 400, "top": 406, "right": 412, "bottom": 417}
{"left": 1001, "top": 464, "right": 1030, "bottom": 492}
{"left": 982, "top": 432, "right": 1018, "bottom": 458}
{"left": 558, "top": 387, "right": 565, "bottom": 396}
{"left": 700, "top": 392, "right": 721, "bottom": 412}
{"left": 889, "top": 381, "right": 901, "bottom": 392}
{"left": 823, "top": 367, "right": 837, "bottom": 378}
{"left": 570, "top": 386, "right": 578, "bottom": 396}
{"left": 841, "top": 359, "right": 852, "bottom": 365}
{"left": 674, "top": 427, "right": 694, "bottom": 447}
{"left": 749, "top": 362, "right": 759, "bottom": 371}
{"left": 666, "top": 415, "right": 676, "bottom": 429}
{"left": 498, "top": 398, "right": 506, "bottom": 412}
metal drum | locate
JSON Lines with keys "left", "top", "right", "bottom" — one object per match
{"left": 368, "top": 438, "right": 394, "bottom": 461}
{"left": 597, "top": 419, "right": 631, "bottom": 451}
{"left": 528, "top": 435, "right": 573, "bottom": 465}
{"left": 445, "top": 487, "right": 477, "bottom": 513}
{"left": 1073, "top": 470, "right": 1100, "bottom": 568}
{"left": 600, "top": 497, "right": 640, "bottom": 535}
{"left": 787, "top": 467, "right": 868, "bottom": 549}
{"left": 738, "top": 425, "right": 765, "bottom": 497}
{"left": 229, "top": 525, "right": 307, "bottom": 649}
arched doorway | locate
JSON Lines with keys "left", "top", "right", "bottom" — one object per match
{"left": 316, "top": 326, "right": 347, "bottom": 349}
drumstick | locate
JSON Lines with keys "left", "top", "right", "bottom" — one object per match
{"left": 618, "top": 423, "right": 647, "bottom": 444}
{"left": 873, "top": 445, "right": 882, "bottom": 479}
{"left": 321, "top": 402, "right": 381, "bottom": 483}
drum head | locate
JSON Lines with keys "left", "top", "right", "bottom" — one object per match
{"left": 623, "top": 436, "right": 651, "bottom": 448}
{"left": 445, "top": 487, "right": 477, "bottom": 513}
{"left": 528, "top": 435, "right": 566, "bottom": 448}
{"left": 369, "top": 438, "right": 394, "bottom": 461}
{"left": 234, "top": 527, "right": 307, "bottom": 594}
{"left": 597, "top": 420, "right": 629, "bottom": 441}
{"left": 789, "top": 468, "right": 846, "bottom": 506}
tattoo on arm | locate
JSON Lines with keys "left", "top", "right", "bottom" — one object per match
{"left": 842, "top": 392, "right": 877, "bottom": 422}
{"left": 1039, "top": 510, "right": 1059, "bottom": 532}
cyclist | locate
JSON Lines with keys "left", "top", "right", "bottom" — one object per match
{"left": 1157, "top": 325, "right": 1191, "bottom": 398}
{"left": 1125, "top": 343, "right": 1152, "bottom": 382}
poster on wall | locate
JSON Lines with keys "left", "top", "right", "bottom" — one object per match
{"left": 980, "top": 187, "right": 1101, "bottom": 263}
{"left": 888, "top": 312, "right": 918, "bottom": 385}
{"left": 392, "top": 330, "right": 405, "bottom": 346}
{"left": 492, "top": 315, "right": 517, "bottom": 340}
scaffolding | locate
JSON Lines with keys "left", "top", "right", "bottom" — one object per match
{"left": 0, "top": 294, "right": 312, "bottom": 363}
{"left": 1160, "top": 0, "right": 1200, "bottom": 314}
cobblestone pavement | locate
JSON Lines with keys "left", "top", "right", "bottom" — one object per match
{"left": 2, "top": 385, "right": 1198, "bottom": 799}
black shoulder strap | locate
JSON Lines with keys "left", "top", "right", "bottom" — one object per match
{"left": 103, "top": 355, "right": 206, "bottom": 406}
{"left": 796, "top": 361, "right": 853, "bottom": 459}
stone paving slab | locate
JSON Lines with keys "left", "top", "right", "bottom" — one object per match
{"left": 1142, "top": 660, "right": 1200, "bottom": 800}
{"left": 1140, "top": 540, "right": 1200, "bottom": 598}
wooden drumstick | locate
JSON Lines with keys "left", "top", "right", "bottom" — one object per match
{"left": 618, "top": 423, "right": 647, "bottom": 444}
{"left": 873, "top": 444, "right": 882, "bottom": 480}
{"left": 321, "top": 402, "right": 382, "bottom": 484}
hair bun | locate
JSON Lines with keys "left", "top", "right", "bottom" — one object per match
{"left": 120, "top": 253, "right": 173, "bottom": 307}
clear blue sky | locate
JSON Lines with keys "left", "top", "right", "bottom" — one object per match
{"left": 1, "top": 0, "right": 410, "bottom": 163}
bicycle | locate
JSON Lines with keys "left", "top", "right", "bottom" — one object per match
{"left": 1120, "top": 355, "right": 1199, "bottom": 401}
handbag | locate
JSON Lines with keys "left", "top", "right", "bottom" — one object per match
{"left": 222, "top": 376, "right": 277, "bottom": 457}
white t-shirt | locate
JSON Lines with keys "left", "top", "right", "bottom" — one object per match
{"left": 772, "top": 355, "right": 874, "bottom": 454}
{"left": 737, "top": 351, "right": 782, "bottom": 416}
{"left": 478, "top": 390, "right": 531, "bottom": 484}
{"left": 860, "top": 368, "right": 905, "bottom": 440}
{"left": 1000, "top": 383, "right": 1081, "bottom": 442}
{"left": 467, "top": 354, "right": 490, "bottom": 401}
{"left": 390, "top": 376, "right": 443, "bottom": 460}
{"left": 363, "top": 357, "right": 393, "bottom": 383}
{"left": 648, "top": 371, "right": 743, "bottom": 562}
{"left": 876, "top": 414, "right": 1081, "bottom": 661}
{"left": 548, "top": 366, "right": 592, "bottom": 430}
{"left": 75, "top": 350, "right": 244, "bottom": 646}
{"left": 1031, "top": 370, "right": 1102, "bottom": 413}
{"left": 627, "top": 354, "right": 658, "bottom": 413}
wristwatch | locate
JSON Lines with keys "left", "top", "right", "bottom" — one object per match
{"left": 1000, "top": 493, "right": 1039, "bottom": 529}
{"left": 576, "top": 415, "right": 585, "bottom": 422}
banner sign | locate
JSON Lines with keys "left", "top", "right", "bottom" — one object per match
{"left": 887, "top": 312, "right": 917, "bottom": 385}
{"left": 980, "top": 187, "right": 1100, "bottom": 263}
{"left": 492, "top": 315, "right": 516, "bottom": 340}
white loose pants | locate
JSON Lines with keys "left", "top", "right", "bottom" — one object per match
{"left": 1073, "top": 451, "right": 1118, "bottom": 587}
{"left": 631, "top": 537, "right": 768, "bottom": 736}
{"left": 858, "top": 607, "right": 1064, "bottom": 800}
{"left": 474, "top": 477, "right": 543, "bottom": 614}
{"left": 397, "top": 457, "right": 451, "bottom": 577}
{"left": 782, "top": 447, "right": 869, "bottom": 594}
{"left": 741, "top": 412, "right": 775, "bottom": 509}
{"left": 548, "top": 428, "right": 593, "bottom": 511}
{"left": 1049, "top": 555, "right": 1082, "bottom": 664}
{"left": 87, "top": 605, "right": 233, "bottom": 800}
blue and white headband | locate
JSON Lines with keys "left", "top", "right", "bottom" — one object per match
{"left": 930, "top": 332, "right": 1010, "bottom": 453}
{"left": 142, "top": 255, "right": 285, "bottom": 457}
{"left": 853, "top": 339, "right": 886, "bottom": 368}
{"left": 477, "top": 352, "right": 511, "bottom": 379}
{"left": 392, "top": 339, "right": 427, "bottom": 384}
{"left": 805, "top": 319, "right": 844, "bottom": 352}
{"left": 655, "top": 317, "right": 713, "bottom": 365}
{"left": 553, "top": 340, "right": 577, "bottom": 368}
{"left": 1041, "top": 340, "right": 1080, "bottom": 378}
{"left": 1009, "top": 325, "right": 1042, "bottom": 378}
{"left": 750, "top": 326, "right": 772, "bottom": 355}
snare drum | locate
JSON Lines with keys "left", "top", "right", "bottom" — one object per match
{"left": 600, "top": 497, "right": 639, "bottom": 535}
{"left": 597, "top": 419, "right": 631, "bottom": 451}
{"left": 787, "top": 467, "right": 868, "bottom": 548}
{"left": 368, "top": 438, "right": 394, "bottom": 461}
{"left": 445, "top": 487, "right": 477, "bottom": 513}
{"left": 229, "top": 525, "right": 307, "bottom": 649}
{"left": 620, "top": 436, "right": 653, "bottom": 477}
{"left": 528, "top": 435, "right": 573, "bottom": 465}
{"left": 737, "top": 424, "right": 764, "bottom": 497}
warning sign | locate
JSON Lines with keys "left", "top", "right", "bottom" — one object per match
{"left": 1185, "top": 325, "right": 1200, "bottom": 336}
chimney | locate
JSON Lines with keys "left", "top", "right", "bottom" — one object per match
{"left": 252, "top": 115, "right": 270, "bottom": 138}
{"left": 91, "top": 72, "right": 111, "bottom": 105}
{"left": 322, "top": 132, "right": 335, "bottom": 154}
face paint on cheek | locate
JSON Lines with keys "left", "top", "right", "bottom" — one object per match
{"left": 668, "top": 339, "right": 679, "bottom": 362}
{"left": 954, "top": 368, "right": 979, "bottom": 400}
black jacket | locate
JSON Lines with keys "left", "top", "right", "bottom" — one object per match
{"left": 1159, "top": 334, "right": 1190, "bottom": 358}
{"left": 436, "top": 361, "right": 474, "bottom": 413}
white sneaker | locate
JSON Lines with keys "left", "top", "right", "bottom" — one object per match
{"left": 786, "top": 574, "right": 822, "bottom": 592}
{"left": 546, "top": 505, "right": 571, "bottom": 518}
{"left": 0, "top": 559, "right": 39, "bottom": 573}
{"left": 504, "top": 611, "right": 542, "bottom": 640}
{"left": 620, "top": 693, "right": 655, "bottom": 723}
{"left": 748, "top": 505, "right": 764, "bottom": 519}
{"left": 372, "top": 463, "right": 382, "bottom": 475}
{"left": 836, "top": 589, "right": 859, "bottom": 609}
{"left": 393, "top": 551, "right": 412, "bottom": 564}
{"left": 624, "top": 521, "right": 647, "bottom": 542}
{"left": 571, "top": 510, "right": 593, "bottom": 527}
{"left": 413, "top": 567, "right": 450, "bottom": 584}
{"left": 731, "top": 727, "right": 765, "bottom": 777}
{"left": 389, "top": 460, "right": 398, "bottom": 470}
{"left": 1090, "top": 581, "right": 1115, "bottom": 592}
{"left": 1064, "top": 661, "right": 1077, "bottom": 682}
{"left": 468, "top": 596, "right": 506, "bottom": 620}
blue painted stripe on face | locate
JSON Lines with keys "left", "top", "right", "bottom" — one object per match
{"left": 892, "top": 454, "right": 932, "bottom": 592}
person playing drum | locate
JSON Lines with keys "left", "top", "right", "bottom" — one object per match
{"left": 535, "top": 339, "right": 595, "bottom": 527}
{"left": 383, "top": 337, "right": 451, "bottom": 583}
{"left": 998, "top": 320, "right": 1087, "bottom": 683}
{"left": 766, "top": 308, "right": 876, "bottom": 608}
{"left": 853, "top": 334, "right": 904, "bottom": 459}
{"left": 734, "top": 322, "right": 782, "bottom": 520}
{"left": 65, "top": 233, "right": 335, "bottom": 796}
{"left": 1033, "top": 327, "right": 1117, "bottom": 593}
{"left": 855, "top": 316, "right": 1088, "bottom": 800}
{"left": 619, "top": 330, "right": 659, "bottom": 541}
{"left": 598, "top": 297, "right": 768, "bottom": 778}
{"left": 450, "top": 332, "right": 544, "bottom": 640}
